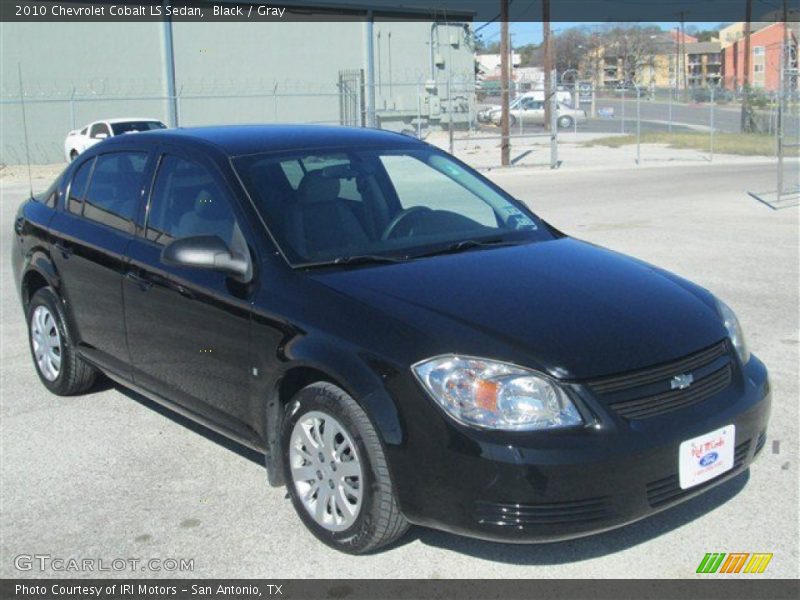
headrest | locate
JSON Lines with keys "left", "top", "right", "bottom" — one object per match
{"left": 194, "top": 189, "right": 227, "bottom": 219}
{"left": 297, "top": 170, "right": 340, "bottom": 204}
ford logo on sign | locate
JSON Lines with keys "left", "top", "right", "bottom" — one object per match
{"left": 699, "top": 452, "right": 719, "bottom": 467}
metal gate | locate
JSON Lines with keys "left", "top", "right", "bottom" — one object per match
{"left": 749, "top": 38, "right": 800, "bottom": 209}
{"left": 338, "top": 69, "right": 365, "bottom": 127}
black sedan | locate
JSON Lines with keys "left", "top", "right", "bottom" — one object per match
{"left": 12, "top": 125, "right": 770, "bottom": 554}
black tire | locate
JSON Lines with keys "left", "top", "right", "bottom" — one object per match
{"left": 27, "top": 287, "right": 96, "bottom": 395}
{"left": 281, "top": 382, "right": 408, "bottom": 554}
{"left": 69, "top": 150, "right": 78, "bottom": 161}
{"left": 558, "top": 115, "right": 574, "bottom": 129}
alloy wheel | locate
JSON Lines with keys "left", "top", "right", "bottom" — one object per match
{"left": 289, "top": 410, "right": 364, "bottom": 532}
{"left": 30, "top": 305, "right": 62, "bottom": 381}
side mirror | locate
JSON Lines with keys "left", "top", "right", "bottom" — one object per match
{"left": 94, "top": 132, "right": 109, "bottom": 140}
{"left": 161, "top": 235, "right": 252, "bottom": 283}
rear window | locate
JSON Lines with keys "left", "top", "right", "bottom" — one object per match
{"left": 82, "top": 152, "right": 148, "bottom": 230}
{"left": 111, "top": 121, "right": 166, "bottom": 135}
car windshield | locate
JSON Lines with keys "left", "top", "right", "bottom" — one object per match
{"left": 110, "top": 121, "right": 166, "bottom": 135}
{"left": 234, "top": 146, "right": 555, "bottom": 267}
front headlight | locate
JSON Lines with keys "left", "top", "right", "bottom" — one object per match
{"left": 412, "top": 355, "right": 583, "bottom": 431}
{"left": 716, "top": 299, "right": 750, "bottom": 364}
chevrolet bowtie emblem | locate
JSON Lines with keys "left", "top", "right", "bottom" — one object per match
{"left": 671, "top": 373, "right": 694, "bottom": 390}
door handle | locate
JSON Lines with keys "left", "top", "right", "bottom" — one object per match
{"left": 125, "top": 271, "right": 153, "bottom": 291}
{"left": 53, "top": 242, "right": 73, "bottom": 257}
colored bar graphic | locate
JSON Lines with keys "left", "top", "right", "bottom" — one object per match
{"left": 744, "top": 553, "right": 773, "bottom": 574}
{"left": 697, "top": 552, "right": 773, "bottom": 574}
{"left": 697, "top": 553, "right": 725, "bottom": 573}
{"left": 720, "top": 553, "right": 749, "bottom": 573}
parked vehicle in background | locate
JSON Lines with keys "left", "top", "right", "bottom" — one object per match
{"left": 477, "top": 90, "right": 574, "bottom": 124}
{"left": 64, "top": 118, "right": 166, "bottom": 161}
{"left": 691, "top": 87, "right": 735, "bottom": 104}
{"left": 489, "top": 98, "right": 586, "bottom": 128}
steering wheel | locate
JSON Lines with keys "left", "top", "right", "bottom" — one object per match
{"left": 381, "top": 206, "right": 432, "bottom": 241}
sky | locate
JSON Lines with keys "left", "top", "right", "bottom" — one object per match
{"left": 475, "top": 22, "right": 725, "bottom": 47}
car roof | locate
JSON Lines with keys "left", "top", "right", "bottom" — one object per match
{"left": 98, "top": 124, "right": 423, "bottom": 157}
{"left": 88, "top": 118, "right": 164, "bottom": 125}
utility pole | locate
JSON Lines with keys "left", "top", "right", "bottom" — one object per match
{"left": 543, "top": 0, "right": 552, "bottom": 132}
{"left": 500, "top": 0, "right": 510, "bottom": 166}
{"left": 741, "top": 0, "right": 752, "bottom": 132}
{"left": 679, "top": 13, "right": 687, "bottom": 99}
{"left": 674, "top": 26, "right": 680, "bottom": 97}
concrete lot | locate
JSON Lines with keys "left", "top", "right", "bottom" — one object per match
{"left": 1, "top": 159, "right": 798, "bottom": 579}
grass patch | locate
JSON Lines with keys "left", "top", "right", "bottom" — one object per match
{"left": 582, "top": 132, "right": 795, "bottom": 157}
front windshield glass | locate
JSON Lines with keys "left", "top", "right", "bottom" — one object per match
{"left": 111, "top": 121, "right": 166, "bottom": 135}
{"left": 234, "top": 146, "right": 555, "bottom": 267}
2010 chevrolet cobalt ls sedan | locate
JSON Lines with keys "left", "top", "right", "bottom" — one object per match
{"left": 12, "top": 125, "right": 770, "bottom": 554}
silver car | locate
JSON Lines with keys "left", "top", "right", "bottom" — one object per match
{"left": 490, "top": 98, "right": 586, "bottom": 129}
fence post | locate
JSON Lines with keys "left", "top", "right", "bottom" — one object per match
{"left": 69, "top": 86, "right": 76, "bottom": 130}
{"left": 668, "top": 87, "right": 673, "bottom": 133}
{"left": 709, "top": 87, "right": 715, "bottom": 162}
{"left": 448, "top": 73, "right": 454, "bottom": 154}
{"left": 550, "top": 69, "right": 558, "bottom": 169}
{"left": 635, "top": 85, "right": 641, "bottom": 165}
{"left": 416, "top": 77, "right": 422, "bottom": 139}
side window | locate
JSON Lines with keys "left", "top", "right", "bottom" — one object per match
{"left": 82, "top": 152, "right": 148, "bottom": 231}
{"left": 146, "top": 155, "right": 244, "bottom": 250}
{"left": 89, "top": 123, "right": 110, "bottom": 139}
{"left": 380, "top": 154, "right": 497, "bottom": 227}
{"left": 67, "top": 158, "right": 94, "bottom": 213}
{"left": 80, "top": 127, "right": 88, "bottom": 135}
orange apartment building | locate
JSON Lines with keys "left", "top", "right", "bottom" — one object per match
{"left": 723, "top": 22, "right": 798, "bottom": 91}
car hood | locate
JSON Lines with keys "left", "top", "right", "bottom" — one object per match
{"left": 309, "top": 238, "right": 727, "bottom": 380}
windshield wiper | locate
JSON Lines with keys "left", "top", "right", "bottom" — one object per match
{"left": 299, "top": 254, "right": 408, "bottom": 269}
{"left": 409, "top": 238, "right": 523, "bottom": 260}
{"left": 333, "top": 254, "right": 407, "bottom": 265}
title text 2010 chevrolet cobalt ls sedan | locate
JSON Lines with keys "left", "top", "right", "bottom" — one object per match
{"left": 13, "top": 125, "right": 770, "bottom": 553}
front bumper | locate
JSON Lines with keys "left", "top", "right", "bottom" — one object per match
{"left": 385, "top": 355, "right": 771, "bottom": 542}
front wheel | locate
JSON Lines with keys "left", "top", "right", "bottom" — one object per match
{"left": 281, "top": 382, "right": 408, "bottom": 554}
{"left": 558, "top": 115, "right": 574, "bottom": 129}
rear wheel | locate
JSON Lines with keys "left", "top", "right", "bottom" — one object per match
{"left": 558, "top": 115, "right": 574, "bottom": 129}
{"left": 69, "top": 149, "right": 78, "bottom": 161}
{"left": 27, "top": 287, "right": 96, "bottom": 395}
{"left": 281, "top": 382, "right": 408, "bottom": 554}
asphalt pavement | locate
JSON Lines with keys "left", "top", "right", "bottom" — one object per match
{"left": 0, "top": 161, "right": 797, "bottom": 579}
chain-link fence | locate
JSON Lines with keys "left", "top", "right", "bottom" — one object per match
{"left": 2, "top": 71, "right": 798, "bottom": 174}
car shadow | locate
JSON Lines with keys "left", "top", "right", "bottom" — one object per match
{"left": 396, "top": 470, "right": 750, "bottom": 563}
{"left": 107, "top": 380, "right": 264, "bottom": 466}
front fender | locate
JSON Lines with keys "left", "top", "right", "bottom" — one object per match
{"left": 256, "top": 332, "right": 407, "bottom": 487}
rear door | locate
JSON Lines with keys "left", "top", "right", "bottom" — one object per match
{"left": 48, "top": 149, "right": 153, "bottom": 375}
{"left": 123, "top": 147, "right": 255, "bottom": 435}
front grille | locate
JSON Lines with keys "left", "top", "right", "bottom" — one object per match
{"left": 586, "top": 340, "right": 733, "bottom": 420}
{"left": 475, "top": 497, "right": 612, "bottom": 526}
{"left": 646, "top": 439, "right": 750, "bottom": 508}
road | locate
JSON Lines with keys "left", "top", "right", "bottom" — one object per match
{"left": 1, "top": 162, "right": 798, "bottom": 579}
{"left": 479, "top": 96, "right": 799, "bottom": 135}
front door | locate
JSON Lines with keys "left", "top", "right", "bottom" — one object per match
{"left": 122, "top": 150, "right": 255, "bottom": 435}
